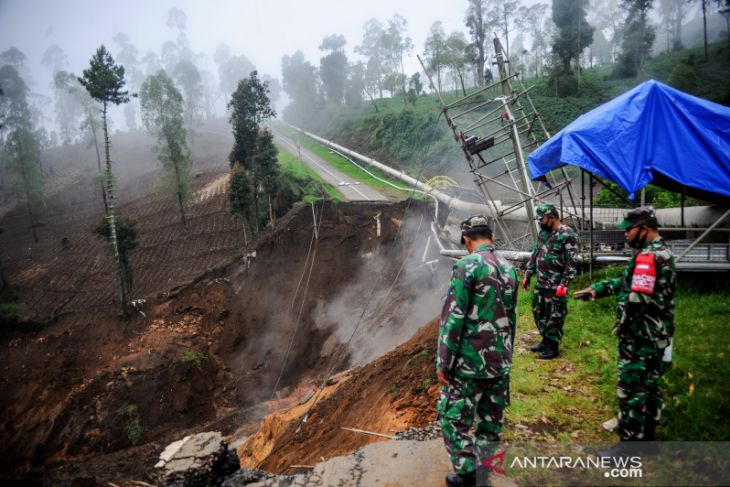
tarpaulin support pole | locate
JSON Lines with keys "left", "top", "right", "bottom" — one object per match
{"left": 581, "top": 169, "right": 586, "bottom": 232}
{"left": 589, "top": 173, "right": 594, "bottom": 281}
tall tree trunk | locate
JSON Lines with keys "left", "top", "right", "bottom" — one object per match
{"left": 364, "top": 88, "right": 380, "bottom": 112}
{"left": 89, "top": 114, "right": 108, "bottom": 215}
{"left": 16, "top": 131, "right": 39, "bottom": 243}
{"left": 240, "top": 217, "right": 248, "bottom": 247}
{"left": 504, "top": 12, "right": 510, "bottom": 61}
{"left": 166, "top": 134, "right": 187, "bottom": 229}
{"left": 457, "top": 68, "right": 467, "bottom": 96}
{"left": 174, "top": 166, "right": 186, "bottom": 229}
{"left": 252, "top": 174, "right": 259, "bottom": 234}
{"left": 702, "top": 0, "right": 708, "bottom": 61}
{"left": 400, "top": 56, "right": 408, "bottom": 104}
{"left": 477, "top": 43, "right": 486, "bottom": 86}
{"left": 102, "top": 102, "right": 128, "bottom": 317}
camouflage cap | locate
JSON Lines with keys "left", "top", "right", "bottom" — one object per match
{"left": 617, "top": 206, "right": 658, "bottom": 230}
{"left": 460, "top": 215, "right": 492, "bottom": 244}
{"left": 535, "top": 203, "right": 558, "bottom": 220}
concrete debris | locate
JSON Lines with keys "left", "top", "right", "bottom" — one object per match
{"left": 156, "top": 431, "right": 239, "bottom": 486}
{"left": 395, "top": 422, "right": 442, "bottom": 441}
{"left": 221, "top": 468, "right": 273, "bottom": 487}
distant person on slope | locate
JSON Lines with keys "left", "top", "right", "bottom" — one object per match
{"left": 437, "top": 216, "right": 518, "bottom": 487}
{"left": 575, "top": 206, "right": 676, "bottom": 457}
{"left": 523, "top": 203, "right": 579, "bottom": 359}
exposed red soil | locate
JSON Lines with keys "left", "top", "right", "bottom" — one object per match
{"left": 240, "top": 318, "right": 440, "bottom": 474}
{"left": 0, "top": 121, "right": 449, "bottom": 485}
{"left": 1, "top": 162, "right": 440, "bottom": 485}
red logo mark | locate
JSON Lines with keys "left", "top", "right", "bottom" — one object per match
{"left": 481, "top": 450, "right": 507, "bottom": 475}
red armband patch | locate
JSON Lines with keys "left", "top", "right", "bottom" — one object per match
{"left": 631, "top": 252, "right": 656, "bottom": 294}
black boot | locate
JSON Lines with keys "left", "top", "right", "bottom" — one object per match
{"left": 445, "top": 471, "right": 476, "bottom": 487}
{"left": 530, "top": 339, "right": 547, "bottom": 352}
{"left": 538, "top": 341, "right": 559, "bottom": 360}
{"left": 639, "top": 419, "right": 659, "bottom": 455}
{"left": 643, "top": 418, "right": 656, "bottom": 441}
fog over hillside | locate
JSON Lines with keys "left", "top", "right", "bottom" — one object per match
{"left": 0, "top": 0, "right": 468, "bottom": 128}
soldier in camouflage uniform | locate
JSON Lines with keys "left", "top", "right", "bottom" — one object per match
{"left": 575, "top": 207, "right": 675, "bottom": 456}
{"left": 523, "top": 204, "right": 579, "bottom": 359}
{"left": 437, "top": 216, "right": 518, "bottom": 487}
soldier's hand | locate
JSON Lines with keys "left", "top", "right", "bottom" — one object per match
{"left": 574, "top": 287, "right": 596, "bottom": 301}
{"left": 556, "top": 284, "right": 568, "bottom": 298}
{"left": 437, "top": 369, "right": 450, "bottom": 387}
{"left": 521, "top": 277, "right": 530, "bottom": 291}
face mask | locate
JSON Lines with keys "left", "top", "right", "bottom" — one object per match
{"left": 539, "top": 217, "right": 552, "bottom": 232}
{"left": 628, "top": 226, "right": 647, "bottom": 249}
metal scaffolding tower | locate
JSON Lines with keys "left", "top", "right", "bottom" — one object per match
{"left": 418, "top": 36, "right": 581, "bottom": 251}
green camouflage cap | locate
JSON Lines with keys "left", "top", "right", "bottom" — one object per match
{"left": 535, "top": 203, "right": 558, "bottom": 220}
{"left": 617, "top": 206, "right": 658, "bottom": 230}
{"left": 460, "top": 215, "right": 491, "bottom": 243}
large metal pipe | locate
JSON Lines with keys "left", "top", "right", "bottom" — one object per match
{"left": 284, "top": 122, "right": 500, "bottom": 216}
{"left": 440, "top": 249, "right": 630, "bottom": 264}
{"left": 285, "top": 123, "right": 727, "bottom": 230}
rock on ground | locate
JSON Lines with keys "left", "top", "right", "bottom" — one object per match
{"left": 156, "top": 431, "right": 239, "bottom": 486}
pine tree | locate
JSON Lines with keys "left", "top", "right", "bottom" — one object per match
{"left": 78, "top": 45, "right": 132, "bottom": 316}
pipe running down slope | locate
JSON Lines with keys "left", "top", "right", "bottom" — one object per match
{"left": 284, "top": 123, "right": 724, "bottom": 229}
{"left": 284, "top": 122, "right": 499, "bottom": 217}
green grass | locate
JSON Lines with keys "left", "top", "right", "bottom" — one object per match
{"left": 506, "top": 266, "right": 730, "bottom": 442}
{"left": 182, "top": 350, "right": 207, "bottom": 371}
{"left": 276, "top": 141, "right": 343, "bottom": 203}
{"left": 276, "top": 124, "right": 415, "bottom": 199}
{"left": 118, "top": 404, "right": 143, "bottom": 446}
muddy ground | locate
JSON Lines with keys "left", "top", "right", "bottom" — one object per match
{"left": 0, "top": 129, "right": 440, "bottom": 485}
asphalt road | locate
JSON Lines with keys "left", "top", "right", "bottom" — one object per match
{"left": 197, "top": 124, "right": 392, "bottom": 202}
{"left": 272, "top": 130, "right": 392, "bottom": 202}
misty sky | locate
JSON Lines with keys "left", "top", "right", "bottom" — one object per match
{"left": 0, "top": 0, "right": 469, "bottom": 87}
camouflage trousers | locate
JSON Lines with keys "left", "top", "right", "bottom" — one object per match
{"left": 532, "top": 288, "right": 567, "bottom": 344}
{"left": 617, "top": 339, "right": 665, "bottom": 440}
{"left": 437, "top": 373, "right": 509, "bottom": 475}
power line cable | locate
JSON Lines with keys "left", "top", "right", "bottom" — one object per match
{"left": 270, "top": 201, "right": 325, "bottom": 402}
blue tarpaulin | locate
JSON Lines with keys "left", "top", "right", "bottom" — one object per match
{"left": 528, "top": 80, "right": 730, "bottom": 202}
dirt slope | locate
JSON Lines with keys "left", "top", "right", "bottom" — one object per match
{"left": 1, "top": 197, "right": 443, "bottom": 485}
{"left": 239, "top": 318, "right": 440, "bottom": 474}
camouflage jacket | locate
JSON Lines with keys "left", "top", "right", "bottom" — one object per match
{"left": 438, "top": 243, "right": 519, "bottom": 379}
{"left": 525, "top": 224, "right": 579, "bottom": 290}
{"left": 590, "top": 237, "right": 676, "bottom": 349}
